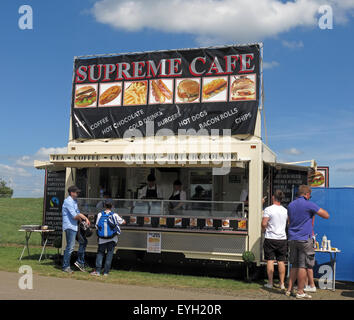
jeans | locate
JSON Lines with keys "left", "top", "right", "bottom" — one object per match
{"left": 76, "top": 228, "right": 88, "bottom": 265}
{"left": 95, "top": 241, "right": 116, "bottom": 275}
{"left": 62, "top": 229, "right": 77, "bottom": 270}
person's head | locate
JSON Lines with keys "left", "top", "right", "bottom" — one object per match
{"left": 68, "top": 185, "right": 81, "bottom": 199}
{"left": 173, "top": 179, "right": 182, "bottom": 191}
{"left": 104, "top": 201, "right": 113, "bottom": 210}
{"left": 298, "top": 185, "right": 312, "bottom": 200}
{"left": 272, "top": 189, "right": 284, "bottom": 204}
{"left": 195, "top": 185, "right": 204, "bottom": 196}
{"left": 147, "top": 174, "right": 156, "bottom": 187}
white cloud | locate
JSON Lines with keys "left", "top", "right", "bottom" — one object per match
{"left": 91, "top": 0, "right": 354, "bottom": 43}
{"left": 16, "top": 156, "right": 33, "bottom": 167}
{"left": 282, "top": 148, "right": 303, "bottom": 155}
{"left": 0, "top": 164, "right": 31, "bottom": 177}
{"left": 1, "top": 146, "right": 66, "bottom": 197}
{"left": 16, "top": 146, "right": 67, "bottom": 167}
{"left": 282, "top": 40, "right": 304, "bottom": 49}
{"left": 34, "top": 147, "right": 67, "bottom": 159}
{"left": 263, "top": 61, "right": 280, "bottom": 69}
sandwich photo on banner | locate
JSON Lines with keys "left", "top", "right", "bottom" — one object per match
{"left": 98, "top": 83, "right": 122, "bottom": 107}
{"left": 175, "top": 78, "right": 201, "bottom": 103}
{"left": 202, "top": 76, "right": 228, "bottom": 103}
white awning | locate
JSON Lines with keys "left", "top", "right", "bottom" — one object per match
{"left": 34, "top": 160, "right": 65, "bottom": 171}
{"left": 265, "top": 161, "right": 315, "bottom": 172}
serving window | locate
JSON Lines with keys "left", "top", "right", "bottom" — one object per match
{"left": 76, "top": 164, "right": 249, "bottom": 234}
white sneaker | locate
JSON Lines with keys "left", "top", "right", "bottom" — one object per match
{"left": 296, "top": 293, "right": 312, "bottom": 299}
{"left": 304, "top": 285, "right": 317, "bottom": 293}
{"left": 264, "top": 283, "right": 273, "bottom": 289}
{"left": 280, "top": 284, "right": 286, "bottom": 291}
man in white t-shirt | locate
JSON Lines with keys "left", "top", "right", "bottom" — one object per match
{"left": 261, "top": 190, "right": 288, "bottom": 290}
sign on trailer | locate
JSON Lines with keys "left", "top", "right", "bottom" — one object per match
{"left": 72, "top": 44, "right": 261, "bottom": 139}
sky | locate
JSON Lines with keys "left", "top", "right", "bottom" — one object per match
{"left": 0, "top": 0, "right": 353, "bottom": 197}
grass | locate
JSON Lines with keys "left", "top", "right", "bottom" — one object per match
{"left": 0, "top": 198, "right": 43, "bottom": 245}
{"left": 0, "top": 245, "right": 261, "bottom": 293}
{"left": 0, "top": 198, "right": 262, "bottom": 294}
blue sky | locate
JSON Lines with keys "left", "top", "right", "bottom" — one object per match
{"left": 0, "top": 0, "right": 353, "bottom": 197}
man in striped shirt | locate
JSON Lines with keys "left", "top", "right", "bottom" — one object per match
{"left": 91, "top": 201, "right": 125, "bottom": 276}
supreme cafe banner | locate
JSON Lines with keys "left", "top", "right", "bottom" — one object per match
{"left": 72, "top": 44, "right": 261, "bottom": 139}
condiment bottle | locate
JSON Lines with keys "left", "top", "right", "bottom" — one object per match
{"left": 322, "top": 234, "right": 327, "bottom": 251}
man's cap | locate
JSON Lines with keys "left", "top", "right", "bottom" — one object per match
{"left": 147, "top": 174, "right": 156, "bottom": 182}
{"left": 68, "top": 185, "right": 81, "bottom": 194}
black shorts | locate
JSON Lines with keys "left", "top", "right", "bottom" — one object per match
{"left": 263, "top": 238, "right": 288, "bottom": 261}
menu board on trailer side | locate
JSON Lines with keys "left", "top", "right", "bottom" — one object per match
{"left": 271, "top": 166, "right": 309, "bottom": 207}
{"left": 42, "top": 169, "right": 66, "bottom": 245}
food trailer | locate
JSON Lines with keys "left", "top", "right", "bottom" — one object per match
{"left": 35, "top": 43, "right": 314, "bottom": 266}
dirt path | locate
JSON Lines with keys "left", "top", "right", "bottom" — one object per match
{"left": 0, "top": 271, "right": 235, "bottom": 300}
{"left": 1, "top": 271, "right": 353, "bottom": 300}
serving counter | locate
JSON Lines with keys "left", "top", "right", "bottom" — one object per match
{"left": 76, "top": 198, "right": 248, "bottom": 261}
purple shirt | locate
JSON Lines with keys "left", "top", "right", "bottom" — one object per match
{"left": 287, "top": 196, "right": 320, "bottom": 241}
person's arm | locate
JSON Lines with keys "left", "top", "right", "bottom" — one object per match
{"left": 261, "top": 208, "right": 270, "bottom": 232}
{"left": 316, "top": 208, "right": 329, "bottom": 219}
{"left": 70, "top": 201, "right": 90, "bottom": 225}
{"left": 261, "top": 217, "right": 269, "bottom": 232}
{"left": 74, "top": 213, "right": 90, "bottom": 226}
{"left": 114, "top": 213, "right": 126, "bottom": 225}
{"left": 157, "top": 186, "right": 163, "bottom": 199}
{"left": 66, "top": 200, "right": 83, "bottom": 222}
{"left": 309, "top": 201, "right": 329, "bottom": 219}
{"left": 138, "top": 186, "right": 146, "bottom": 199}
{"left": 173, "top": 191, "right": 186, "bottom": 210}
{"left": 95, "top": 212, "right": 101, "bottom": 229}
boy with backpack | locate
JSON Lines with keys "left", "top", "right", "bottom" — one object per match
{"left": 91, "top": 201, "right": 125, "bottom": 276}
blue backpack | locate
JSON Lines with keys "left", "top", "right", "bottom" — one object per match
{"left": 96, "top": 211, "right": 121, "bottom": 239}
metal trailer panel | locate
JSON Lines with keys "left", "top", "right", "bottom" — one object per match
{"left": 81, "top": 230, "right": 247, "bottom": 262}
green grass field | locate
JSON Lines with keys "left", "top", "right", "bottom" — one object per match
{"left": 0, "top": 198, "right": 262, "bottom": 292}
{"left": 0, "top": 246, "right": 260, "bottom": 291}
{"left": 0, "top": 198, "right": 43, "bottom": 245}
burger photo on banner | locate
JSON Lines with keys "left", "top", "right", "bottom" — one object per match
{"left": 230, "top": 74, "right": 256, "bottom": 101}
{"left": 74, "top": 84, "right": 98, "bottom": 108}
{"left": 98, "top": 82, "right": 122, "bottom": 107}
{"left": 175, "top": 78, "right": 201, "bottom": 104}
{"left": 149, "top": 79, "right": 174, "bottom": 105}
{"left": 308, "top": 170, "right": 326, "bottom": 187}
{"left": 201, "top": 76, "right": 228, "bottom": 103}
{"left": 123, "top": 80, "right": 148, "bottom": 106}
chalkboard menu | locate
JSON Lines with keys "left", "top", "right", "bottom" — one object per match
{"left": 271, "top": 168, "right": 308, "bottom": 206}
{"left": 42, "top": 170, "right": 66, "bottom": 245}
